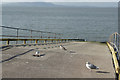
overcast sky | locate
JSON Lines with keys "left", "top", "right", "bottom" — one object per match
{"left": 2, "top": 0, "right": 120, "bottom": 2}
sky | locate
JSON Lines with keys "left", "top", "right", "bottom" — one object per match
{"left": 1, "top": 0, "right": 120, "bottom": 2}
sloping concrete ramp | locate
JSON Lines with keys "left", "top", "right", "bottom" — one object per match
{"left": 2, "top": 42, "right": 115, "bottom": 78}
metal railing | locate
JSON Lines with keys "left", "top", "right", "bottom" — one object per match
{"left": 0, "top": 26, "right": 62, "bottom": 39}
{"left": 108, "top": 32, "right": 120, "bottom": 80}
{"left": 0, "top": 26, "right": 85, "bottom": 45}
{"left": 108, "top": 32, "right": 120, "bottom": 60}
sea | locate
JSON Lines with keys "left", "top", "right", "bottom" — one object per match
{"left": 2, "top": 6, "right": 118, "bottom": 42}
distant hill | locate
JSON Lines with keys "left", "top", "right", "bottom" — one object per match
{"left": 2, "top": 2, "right": 56, "bottom": 7}
{"left": 53, "top": 2, "right": 118, "bottom": 8}
{"left": 2, "top": 2, "right": 118, "bottom": 7}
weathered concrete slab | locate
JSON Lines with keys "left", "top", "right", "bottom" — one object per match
{"left": 2, "top": 42, "right": 115, "bottom": 78}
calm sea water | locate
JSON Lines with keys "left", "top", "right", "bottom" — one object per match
{"left": 2, "top": 7, "right": 118, "bottom": 42}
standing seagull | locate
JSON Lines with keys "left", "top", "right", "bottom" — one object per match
{"left": 33, "top": 51, "right": 41, "bottom": 57}
{"left": 86, "top": 62, "right": 99, "bottom": 71}
{"left": 60, "top": 45, "right": 67, "bottom": 51}
{"left": 35, "top": 51, "right": 40, "bottom": 55}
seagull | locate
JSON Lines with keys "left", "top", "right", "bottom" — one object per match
{"left": 86, "top": 62, "right": 99, "bottom": 71}
{"left": 33, "top": 51, "right": 41, "bottom": 57}
{"left": 35, "top": 51, "right": 40, "bottom": 55}
{"left": 60, "top": 45, "right": 67, "bottom": 51}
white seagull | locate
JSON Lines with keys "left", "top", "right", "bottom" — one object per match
{"left": 60, "top": 45, "right": 67, "bottom": 51}
{"left": 86, "top": 62, "right": 99, "bottom": 71}
{"left": 35, "top": 51, "right": 40, "bottom": 55}
{"left": 33, "top": 51, "right": 41, "bottom": 57}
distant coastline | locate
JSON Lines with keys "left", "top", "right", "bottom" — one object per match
{"left": 2, "top": 2, "right": 118, "bottom": 8}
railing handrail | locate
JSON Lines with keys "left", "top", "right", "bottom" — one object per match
{"left": 0, "top": 38, "right": 70, "bottom": 41}
{"left": 1, "top": 25, "right": 64, "bottom": 39}
{"left": 0, "top": 35, "right": 59, "bottom": 39}
{"left": 0, "top": 26, "right": 62, "bottom": 35}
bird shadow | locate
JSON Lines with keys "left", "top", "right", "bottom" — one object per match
{"left": 33, "top": 54, "right": 46, "bottom": 57}
{"left": 0, "top": 49, "right": 34, "bottom": 63}
{"left": 40, "top": 54, "right": 46, "bottom": 56}
{"left": 96, "top": 71, "right": 110, "bottom": 74}
{"left": 1, "top": 45, "right": 13, "bottom": 51}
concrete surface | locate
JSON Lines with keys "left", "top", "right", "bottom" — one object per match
{"left": 2, "top": 42, "right": 115, "bottom": 78}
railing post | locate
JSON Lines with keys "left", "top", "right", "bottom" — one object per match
{"left": 115, "top": 32, "right": 117, "bottom": 47}
{"left": 35, "top": 40, "right": 38, "bottom": 44}
{"left": 30, "top": 30, "right": 32, "bottom": 43}
{"left": 56, "top": 39, "right": 58, "bottom": 44}
{"left": 68, "top": 39, "right": 69, "bottom": 42}
{"left": 44, "top": 40, "right": 46, "bottom": 44}
{"left": 55, "top": 33, "right": 56, "bottom": 39}
{"left": 60, "top": 39, "right": 62, "bottom": 43}
{"left": 61, "top": 39, "right": 63, "bottom": 43}
{"left": 6, "top": 40, "right": 9, "bottom": 45}
{"left": 57, "top": 40, "right": 59, "bottom": 43}
{"left": 65, "top": 40, "right": 66, "bottom": 42}
{"left": 38, "top": 40, "right": 41, "bottom": 44}
{"left": 31, "top": 30, "right": 32, "bottom": 38}
{"left": 24, "top": 40, "right": 26, "bottom": 44}
{"left": 66, "top": 39, "right": 68, "bottom": 42}
{"left": 51, "top": 40, "right": 53, "bottom": 43}
{"left": 118, "top": 36, "right": 120, "bottom": 52}
{"left": 16, "top": 29, "right": 19, "bottom": 44}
